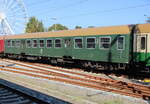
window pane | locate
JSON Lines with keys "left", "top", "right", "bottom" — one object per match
{"left": 33, "top": 40, "right": 37, "bottom": 48}
{"left": 118, "top": 37, "right": 124, "bottom": 50}
{"left": 100, "top": 38, "right": 110, "bottom": 42}
{"left": 27, "top": 40, "right": 32, "bottom": 48}
{"left": 65, "top": 39, "right": 71, "bottom": 48}
{"left": 16, "top": 41, "right": 20, "bottom": 47}
{"left": 47, "top": 40, "right": 52, "bottom": 48}
{"left": 40, "top": 40, "right": 44, "bottom": 48}
{"left": 100, "top": 37, "right": 111, "bottom": 49}
{"left": 87, "top": 38, "right": 95, "bottom": 48}
{"left": 7, "top": 40, "right": 11, "bottom": 47}
{"left": 12, "top": 41, "right": 15, "bottom": 47}
{"left": 141, "top": 37, "right": 145, "bottom": 50}
{"left": 55, "top": 39, "right": 61, "bottom": 48}
{"left": 75, "top": 38, "right": 82, "bottom": 48}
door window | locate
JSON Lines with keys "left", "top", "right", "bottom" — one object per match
{"left": 141, "top": 37, "right": 146, "bottom": 50}
{"left": 65, "top": 39, "right": 71, "bottom": 48}
{"left": 117, "top": 37, "right": 124, "bottom": 50}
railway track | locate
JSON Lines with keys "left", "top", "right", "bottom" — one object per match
{"left": 0, "top": 84, "right": 48, "bottom": 104}
{"left": 0, "top": 58, "right": 150, "bottom": 101}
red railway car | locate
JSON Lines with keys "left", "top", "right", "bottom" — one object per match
{"left": 0, "top": 36, "right": 4, "bottom": 54}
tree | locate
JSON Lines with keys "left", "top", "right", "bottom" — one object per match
{"left": 75, "top": 26, "right": 82, "bottom": 29}
{"left": 48, "top": 24, "right": 68, "bottom": 31}
{"left": 37, "top": 22, "right": 44, "bottom": 32}
{"left": 88, "top": 26, "right": 95, "bottom": 28}
{"left": 25, "top": 17, "right": 44, "bottom": 33}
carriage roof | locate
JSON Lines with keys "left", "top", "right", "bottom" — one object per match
{"left": 5, "top": 25, "right": 131, "bottom": 39}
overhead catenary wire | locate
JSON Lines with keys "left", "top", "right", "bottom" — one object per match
{"left": 24, "top": 1, "right": 150, "bottom": 29}
{"left": 26, "top": 0, "right": 52, "bottom": 8}
{"left": 58, "top": 3, "right": 150, "bottom": 20}
{"left": 27, "top": 1, "right": 150, "bottom": 21}
{"left": 29, "top": 0, "right": 89, "bottom": 15}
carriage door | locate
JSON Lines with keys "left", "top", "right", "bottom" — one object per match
{"left": 64, "top": 38, "right": 72, "bottom": 57}
{"left": 21, "top": 40, "right": 26, "bottom": 54}
{"left": 136, "top": 35, "right": 148, "bottom": 61}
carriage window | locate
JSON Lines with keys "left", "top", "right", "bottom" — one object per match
{"left": 74, "top": 38, "right": 83, "bottom": 48}
{"left": 16, "top": 40, "right": 21, "bottom": 47}
{"left": 86, "top": 38, "right": 96, "bottom": 49}
{"left": 7, "top": 40, "right": 11, "bottom": 47}
{"left": 39, "top": 40, "right": 44, "bottom": 48}
{"left": 47, "top": 39, "right": 52, "bottom": 48}
{"left": 55, "top": 39, "right": 61, "bottom": 48}
{"left": 100, "top": 37, "right": 111, "bottom": 49}
{"left": 33, "top": 40, "right": 37, "bottom": 48}
{"left": 27, "top": 40, "right": 32, "bottom": 48}
{"left": 117, "top": 37, "right": 124, "bottom": 50}
{"left": 141, "top": 37, "right": 146, "bottom": 50}
{"left": 12, "top": 40, "right": 15, "bottom": 47}
{"left": 65, "top": 39, "right": 71, "bottom": 48}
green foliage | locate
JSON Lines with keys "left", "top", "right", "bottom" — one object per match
{"left": 88, "top": 26, "right": 95, "bottom": 28}
{"left": 48, "top": 24, "right": 68, "bottom": 31}
{"left": 37, "top": 22, "right": 44, "bottom": 32}
{"left": 25, "top": 17, "right": 44, "bottom": 33}
{"left": 75, "top": 26, "right": 82, "bottom": 29}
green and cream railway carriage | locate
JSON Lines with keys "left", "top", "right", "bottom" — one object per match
{"left": 3, "top": 23, "right": 150, "bottom": 70}
{"left": 134, "top": 24, "right": 150, "bottom": 67}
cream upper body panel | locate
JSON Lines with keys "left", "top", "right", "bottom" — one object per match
{"left": 136, "top": 23, "right": 150, "bottom": 34}
{"left": 5, "top": 25, "right": 131, "bottom": 39}
{"left": 134, "top": 23, "right": 150, "bottom": 53}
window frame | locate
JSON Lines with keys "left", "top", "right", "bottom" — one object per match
{"left": 99, "top": 37, "right": 111, "bottom": 50}
{"left": 46, "top": 39, "right": 53, "bottom": 48}
{"left": 11, "top": 40, "right": 15, "bottom": 47}
{"left": 39, "top": 39, "right": 45, "bottom": 48}
{"left": 117, "top": 36, "right": 125, "bottom": 50}
{"left": 54, "top": 38, "right": 62, "bottom": 48}
{"left": 33, "top": 39, "right": 38, "bottom": 48}
{"left": 140, "top": 36, "right": 146, "bottom": 50}
{"left": 7, "top": 40, "right": 11, "bottom": 47}
{"left": 16, "top": 40, "right": 21, "bottom": 48}
{"left": 74, "top": 37, "right": 83, "bottom": 49}
{"left": 26, "top": 40, "right": 32, "bottom": 48}
{"left": 86, "top": 37, "right": 96, "bottom": 49}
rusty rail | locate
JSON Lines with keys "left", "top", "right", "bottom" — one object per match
{"left": 1, "top": 59, "right": 150, "bottom": 100}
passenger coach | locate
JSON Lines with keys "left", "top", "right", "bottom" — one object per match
{"left": 3, "top": 23, "right": 150, "bottom": 70}
{"left": 4, "top": 25, "right": 132, "bottom": 69}
{"left": 133, "top": 24, "right": 150, "bottom": 68}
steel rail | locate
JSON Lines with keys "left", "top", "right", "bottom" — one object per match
{"left": 1, "top": 59, "right": 150, "bottom": 100}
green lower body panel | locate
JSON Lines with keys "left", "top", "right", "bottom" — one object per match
{"left": 133, "top": 52, "right": 150, "bottom": 66}
{"left": 5, "top": 34, "right": 131, "bottom": 64}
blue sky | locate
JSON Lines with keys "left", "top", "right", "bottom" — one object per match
{"left": 24, "top": 0, "right": 150, "bottom": 29}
